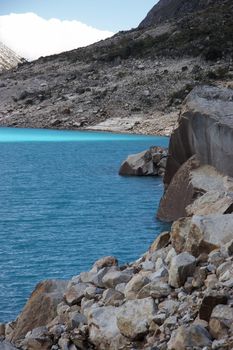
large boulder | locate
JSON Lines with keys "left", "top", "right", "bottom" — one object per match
{"left": 116, "top": 297, "right": 157, "bottom": 340}
{"left": 87, "top": 306, "right": 125, "bottom": 350}
{"left": 159, "top": 86, "right": 233, "bottom": 220}
{"left": 11, "top": 280, "right": 68, "bottom": 343}
{"left": 119, "top": 146, "right": 167, "bottom": 176}
{"left": 171, "top": 214, "right": 233, "bottom": 256}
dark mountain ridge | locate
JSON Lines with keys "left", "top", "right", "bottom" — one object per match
{"left": 139, "top": 0, "right": 214, "bottom": 28}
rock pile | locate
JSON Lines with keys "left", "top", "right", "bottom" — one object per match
{"left": 119, "top": 146, "right": 168, "bottom": 176}
{"left": 2, "top": 201, "right": 233, "bottom": 350}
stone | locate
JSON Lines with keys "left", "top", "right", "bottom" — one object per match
{"left": 149, "top": 232, "right": 171, "bottom": 253}
{"left": 209, "top": 304, "right": 233, "bottom": 339}
{"left": 186, "top": 191, "right": 233, "bottom": 216}
{"left": 20, "top": 327, "right": 53, "bottom": 350}
{"left": 171, "top": 214, "right": 233, "bottom": 257}
{"left": 119, "top": 146, "right": 166, "bottom": 176}
{"left": 168, "top": 252, "right": 196, "bottom": 288}
{"left": 80, "top": 266, "right": 118, "bottom": 288}
{"left": 0, "top": 341, "right": 19, "bottom": 350}
{"left": 124, "top": 274, "right": 150, "bottom": 300}
{"left": 92, "top": 256, "right": 118, "bottom": 271}
{"left": 84, "top": 286, "right": 104, "bottom": 300}
{"left": 116, "top": 297, "right": 157, "bottom": 340}
{"left": 88, "top": 306, "right": 123, "bottom": 350}
{"left": 137, "top": 280, "right": 171, "bottom": 299}
{"left": 102, "top": 270, "right": 133, "bottom": 288}
{"left": 66, "top": 311, "right": 87, "bottom": 330}
{"left": 167, "top": 325, "right": 212, "bottom": 350}
{"left": 199, "top": 292, "right": 228, "bottom": 322}
{"left": 64, "top": 283, "right": 91, "bottom": 305}
{"left": 101, "top": 288, "right": 124, "bottom": 306}
{"left": 11, "top": 280, "right": 68, "bottom": 342}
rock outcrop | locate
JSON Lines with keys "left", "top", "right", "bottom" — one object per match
{"left": 158, "top": 86, "right": 233, "bottom": 221}
{"left": 119, "top": 146, "right": 167, "bottom": 176}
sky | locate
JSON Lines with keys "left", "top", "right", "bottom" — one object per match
{"left": 0, "top": 0, "right": 158, "bottom": 60}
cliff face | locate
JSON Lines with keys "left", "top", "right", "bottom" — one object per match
{"left": 158, "top": 86, "right": 233, "bottom": 221}
{"left": 139, "top": 0, "right": 214, "bottom": 28}
{"left": 165, "top": 86, "right": 233, "bottom": 184}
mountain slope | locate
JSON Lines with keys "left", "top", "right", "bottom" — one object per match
{"left": 0, "top": 42, "right": 24, "bottom": 72}
{"left": 0, "top": 0, "right": 232, "bottom": 134}
{"left": 139, "top": 0, "right": 213, "bottom": 28}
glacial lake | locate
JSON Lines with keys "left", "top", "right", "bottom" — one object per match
{"left": 0, "top": 128, "right": 169, "bottom": 322}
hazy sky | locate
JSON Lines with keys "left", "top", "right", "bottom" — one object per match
{"left": 0, "top": 0, "right": 158, "bottom": 60}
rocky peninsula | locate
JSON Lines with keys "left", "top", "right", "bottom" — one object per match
{"left": 1, "top": 85, "right": 233, "bottom": 350}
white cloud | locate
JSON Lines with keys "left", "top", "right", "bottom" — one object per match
{"left": 0, "top": 13, "right": 114, "bottom": 60}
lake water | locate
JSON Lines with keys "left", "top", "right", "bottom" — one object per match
{"left": 0, "top": 128, "right": 169, "bottom": 322}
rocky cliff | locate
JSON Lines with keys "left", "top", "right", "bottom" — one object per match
{"left": 0, "top": 42, "right": 24, "bottom": 72}
{"left": 158, "top": 86, "right": 233, "bottom": 221}
{"left": 0, "top": 0, "right": 232, "bottom": 134}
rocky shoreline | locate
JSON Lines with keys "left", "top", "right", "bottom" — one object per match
{"left": 1, "top": 85, "right": 233, "bottom": 350}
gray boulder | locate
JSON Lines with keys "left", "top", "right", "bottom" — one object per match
{"left": 169, "top": 252, "right": 196, "bottom": 288}
{"left": 119, "top": 146, "right": 167, "bottom": 176}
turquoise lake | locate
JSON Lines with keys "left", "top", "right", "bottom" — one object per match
{"left": 0, "top": 128, "right": 169, "bottom": 322}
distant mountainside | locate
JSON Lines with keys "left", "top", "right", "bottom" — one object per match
{"left": 0, "top": 0, "right": 232, "bottom": 135}
{"left": 0, "top": 42, "right": 24, "bottom": 72}
{"left": 139, "top": 0, "right": 214, "bottom": 28}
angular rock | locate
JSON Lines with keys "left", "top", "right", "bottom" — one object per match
{"left": 88, "top": 306, "right": 124, "bottom": 350}
{"left": 64, "top": 283, "right": 91, "bottom": 306}
{"left": 116, "top": 297, "right": 157, "bottom": 340}
{"left": 149, "top": 232, "right": 170, "bottom": 253}
{"left": 20, "top": 327, "right": 52, "bottom": 350}
{"left": 92, "top": 256, "right": 118, "bottom": 271}
{"left": 124, "top": 274, "right": 150, "bottom": 300}
{"left": 137, "top": 280, "right": 171, "bottom": 299}
{"left": 102, "top": 270, "right": 133, "bottom": 288}
{"left": 11, "top": 280, "right": 68, "bottom": 342}
{"left": 186, "top": 191, "right": 233, "bottom": 216}
{"left": 167, "top": 325, "right": 212, "bottom": 350}
{"left": 209, "top": 304, "right": 233, "bottom": 339}
{"left": 169, "top": 252, "right": 196, "bottom": 288}
{"left": 80, "top": 266, "right": 118, "bottom": 288}
{"left": 101, "top": 288, "right": 124, "bottom": 306}
{"left": 171, "top": 214, "right": 233, "bottom": 257}
{"left": 119, "top": 146, "right": 167, "bottom": 176}
{"left": 199, "top": 292, "right": 228, "bottom": 322}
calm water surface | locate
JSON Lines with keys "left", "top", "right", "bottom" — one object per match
{"left": 0, "top": 128, "right": 169, "bottom": 322}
